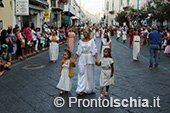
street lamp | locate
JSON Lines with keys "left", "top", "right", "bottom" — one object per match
{"left": 68, "top": 0, "right": 70, "bottom": 28}
{"left": 137, "top": 0, "right": 139, "bottom": 28}
{"left": 79, "top": 0, "right": 81, "bottom": 25}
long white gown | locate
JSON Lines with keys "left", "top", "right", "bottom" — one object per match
{"left": 91, "top": 30, "right": 96, "bottom": 41}
{"left": 133, "top": 36, "right": 140, "bottom": 60}
{"left": 57, "top": 60, "right": 72, "bottom": 91}
{"left": 99, "top": 57, "right": 114, "bottom": 87}
{"left": 101, "top": 29, "right": 105, "bottom": 39}
{"left": 122, "top": 31, "right": 127, "bottom": 41}
{"left": 76, "top": 39, "right": 97, "bottom": 94}
{"left": 101, "top": 38, "right": 111, "bottom": 57}
{"left": 49, "top": 36, "right": 59, "bottom": 61}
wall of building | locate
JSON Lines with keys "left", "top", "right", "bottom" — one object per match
{"left": 0, "top": 0, "right": 13, "bottom": 29}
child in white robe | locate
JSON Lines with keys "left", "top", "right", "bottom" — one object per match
{"left": 57, "top": 49, "right": 75, "bottom": 94}
{"left": 96, "top": 48, "right": 114, "bottom": 98}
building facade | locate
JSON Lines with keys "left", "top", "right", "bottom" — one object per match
{"left": 13, "top": 0, "right": 49, "bottom": 28}
{"left": 0, "top": 0, "right": 14, "bottom": 29}
{"left": 104, "top": 0, "right": 148, "bottom": 26}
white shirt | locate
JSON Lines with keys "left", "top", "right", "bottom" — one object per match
{"left": 31, "top": 30, "right": 37, "bottom": 41}
{"left": 117, "top": 31, "right": 121, "bottom": 37}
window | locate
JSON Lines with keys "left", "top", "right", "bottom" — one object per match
{"left": 127, "top": 0, "right": 129, "bottom": 6}
{"left": 0, "top": 20, "right": 3, "bottom": 29}
{"left": 121, "top": 0, "right": 123, "bottom": 5}
{"left": 106, "top": 1, "right": 109, "bottom": 11}
{"left": 112, "top": 0, "right": 114, "bottom": 10}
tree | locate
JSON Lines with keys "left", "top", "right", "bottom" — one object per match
{"left": 146, "top": 0, "right": 170, "bottom": 25}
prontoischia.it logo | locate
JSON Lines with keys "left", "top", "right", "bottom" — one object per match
{"left": 54, "top": 96, "right": 160, "bottom": 108}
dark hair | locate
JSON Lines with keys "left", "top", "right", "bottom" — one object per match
{"left": 31, "top": 26, "right": 35, "bottom": 30}
{"left": 1, "top": 29, "right": 7, "bottom": 36}
{"left": 64, "top": 49, "right": 72, "bottom": 58}
{"left": 135, "top": 29, "right": 140, "bottom": 36}
{"left": 104, "top": 48, "right": 112, "bottom": 58}
{"left": 21, "top": 27, "right": 25, "bottom": 31}
{"left": 7, "top": 29, "right": 12, "bottom": 34}
{"left": 13, "top": 28, "right": 18, "bottom": 34}
{"left": 104, "top": 33, "right": 110, "bottom": 42}
{"left": 0, "top": 50, "right": 5, "bottom": 55}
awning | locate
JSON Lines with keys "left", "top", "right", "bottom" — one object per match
{"left": 29, "top": 4, "right": 45, "bottom": 11}
{"left": 63, "top": 12, "right": 75, "bottom": 17}
{"left": 71, "top": 16, "right": 79, "bottom": 20}
{"left": 29, "top": 0, "right": 49, "bottom": 6}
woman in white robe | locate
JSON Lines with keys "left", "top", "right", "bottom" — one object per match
{"left": 49, "top": 32, "right": 61, "bottom": 63}
{"left": 72, "top": 28, "right": 98, "bottom": 95}
{"left": 132, "top": 30, "right": 141, "bottom": 61}
{"left": 122, "top": 29, "right": 127, "bottom": 44}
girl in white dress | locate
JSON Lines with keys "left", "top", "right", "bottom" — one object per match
{"left": 100, "top": 33, "right": 111, "bottom": 57}
{"left": 96, "top": 48, "right": 114, "bottom": 98}
{"left": 122, "top": 29, "right": 127, "bottom": 44}
{"left": 116, "top": 29, "right": 121, "bottom": 41}
{"left": 72, "top": 28, "right": 98, "bottom": 95}
{"left": 132, "top": 30, "right": 142, "bottom": 61}
{"left": 57, "top": 49, "right": 75, "bottom": 94}
{"left": 49, "top": 32, "right": 61, "bottom": 63}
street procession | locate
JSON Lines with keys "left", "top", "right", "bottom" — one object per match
{"left": 0, "top": 0, "right": 170, "bottom": 113}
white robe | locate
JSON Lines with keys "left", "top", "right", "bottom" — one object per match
{"left": 76, "top": 39, "right": 97, "bottom": 93}
{"left": 99, "top": 57, "right": 114, "bottom": 87}
{"left": 101, "top": 38, "right": 111, "bottom": 57}
{"left": 49, "top": 36, "right": 59, "bottom": 61}
{"left": 101, "top": 29, "right": 105, "bottom": 39}
{"left": 117, "top": 31, "right": 121, "bottom": 38}
{"left": 122, "top": 31, "right": 127, "bottom": 40}
{"left": 133, "top": 36, "right": 140, "bottom": 60}
{"left": 57, "top": 60, "right": 72, "bottom": 91}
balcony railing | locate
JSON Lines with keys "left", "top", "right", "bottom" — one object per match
{"left": 63, "top": 4, "right": 76, "bottom": 16}
{"left": 51, "top": 0, "right": 64, "bottom": 11}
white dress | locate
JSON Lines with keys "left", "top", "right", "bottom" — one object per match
{"left": 76, "top": 39, "right": 97, "bottom": 93}
{"left": 122, "top": 31, "right": 127, "bottom": 40}
{"left": 101, "top": 29, "right": 105, "bottom": 39}
{"left": 99, "top": 57, "right": 114, "bottom": 87}
{"left": 57, "top": 60, "right": 72, "bottom": 91}
{"left": 91, "top": 30, "right": 96, "bottom": 40}
{"left": 96, "top": 31, "right": 100, "bottom": 38}
{"left": 117, "top": 31, "right": 121, "bottom": 38}
{"left": 133, "top": 36, "right": 140, "bottom": 60}
{"left": 49, "top": 36, "right": 60, "bottom": 61}
{"left": 101, "top": 38, "right": 111, "bottom": 57}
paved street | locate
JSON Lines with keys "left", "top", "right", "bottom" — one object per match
{"left": 0, "top": 36, "right": 170, "bottom": 113}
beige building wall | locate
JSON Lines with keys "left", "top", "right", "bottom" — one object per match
{"left": 0, "top": 0, "right": 13, "bottom": 29}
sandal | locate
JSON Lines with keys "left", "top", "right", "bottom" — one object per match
{"left": 59, "top": 91, "right": 63, "bottom": 95}
{"left": 99, "top": 94, "right": 103, "bottom": 98}
{"left": 76, "top": 92, "right": 83, "bottom": 95}
{"left": 104, "top": 92, "right": 109, "bottom": 96}
{"left": 0, "top": 71, "right": 4, "bottom": 76}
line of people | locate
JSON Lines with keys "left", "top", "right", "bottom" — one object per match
{"left": 0, "top": 22, "right": 78, "bottom": 76}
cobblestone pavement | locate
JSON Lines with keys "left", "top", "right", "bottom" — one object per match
{"left": 0, "top": 36, "right": 170, "bottom": 113}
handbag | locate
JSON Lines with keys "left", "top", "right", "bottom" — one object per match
{"left": 68, "top": 58, "right": 74, "bottom": 77}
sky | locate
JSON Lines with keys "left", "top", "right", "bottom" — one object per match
{"left": 75, "top": 0, "right": 104, "bottom": 14}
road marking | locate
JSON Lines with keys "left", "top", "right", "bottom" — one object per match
{"left": 112, "top": 39, "right": 170, "bottom": 72}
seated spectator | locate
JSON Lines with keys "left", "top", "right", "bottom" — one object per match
{"left": 0, "top": 50, "right": 11, "bottom": 72}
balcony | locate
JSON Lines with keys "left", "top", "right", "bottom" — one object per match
{"left": 63, "top": 4, "right": 76, "bottom": 17}
{"left": 109, "top": 10, "right": 114, "bottom": 14}
{"left": 51, "top": 1, "right": 64, "bottom": 12}
{"left": 29, "top": 0, "right": 49, "bottom": 6}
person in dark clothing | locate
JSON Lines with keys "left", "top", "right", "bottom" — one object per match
{"left": 0, "top": 30, "right": 9, "bottom": 60}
